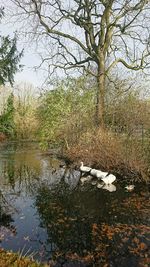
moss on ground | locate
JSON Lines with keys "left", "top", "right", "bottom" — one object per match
{"left": 0, "top": 249, "right": 48, "bottom": 267}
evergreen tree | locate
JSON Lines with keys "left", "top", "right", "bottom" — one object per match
{"left": 0, "top": 7, "right": 23, "bottom": 86}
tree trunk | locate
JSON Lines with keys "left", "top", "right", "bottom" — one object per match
{"left": 96, "top": 57, "right": 105, "bottom": 128}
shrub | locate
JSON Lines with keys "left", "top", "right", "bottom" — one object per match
{"left": 0, "top": 93, "right": 15, "bottom": 137}
{"left": 66, "top": 128, "right": 149, "bottom": 182}
{"left": 37, "top": 77, "right": 95, "bottom": 149}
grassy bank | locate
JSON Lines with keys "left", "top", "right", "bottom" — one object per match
{"left": 0, "top": 249, "right": 48, "bottom": 267}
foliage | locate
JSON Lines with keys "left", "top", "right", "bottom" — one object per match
{"left": 14, "top": 83, "right": 38, "bottom": 139}
{"left": 0, "top": 7, "right": 23, "bottom": 86}
{"left": 37, "top": 77, "right": 95, "bottom": 149}
{"left": 106, "top": 91, "right": 150, "bottom": 132}
{"left": 0, "top": 93, "right": 15, "bottom": 137}
{"left": 0, "top": 35, "right": 23, "bottom": 86}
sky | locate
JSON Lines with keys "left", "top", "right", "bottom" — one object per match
{"left": 14, "top": 52, "right": 44, "bottom": 87}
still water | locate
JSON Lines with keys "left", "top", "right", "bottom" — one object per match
{"left": 0, "top": 142, "right": 150, "bottom": 266}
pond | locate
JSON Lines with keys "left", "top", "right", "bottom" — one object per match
{"left": 0, "top": 142, "right": 150, "bottom": 267}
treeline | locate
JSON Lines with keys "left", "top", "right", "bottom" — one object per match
{"left": 0, "top": 84, "right": 38, "bottom": 139}
{"left": 0, "top": 76, "right": 150, "bottom": 181}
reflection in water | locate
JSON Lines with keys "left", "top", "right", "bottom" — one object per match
{"left": 0, "top": 190, "right": 17, "bottom": 244}
{"left": 0, "top": 142, "right": 150, "bottom": 266}
{"left": 102, "top": 184, "right": 117, "bottom": 192}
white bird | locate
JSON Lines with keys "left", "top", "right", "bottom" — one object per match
{"left": 102, "top": 184, "right": 117, "bottom": 192}
{"left": 125, "top": 185, "right": 135, "bottom": 191}
{"left": 80, "top": 175, "right": 92, "bottom": 185}
{"left": 91, "top": 180, "right": 97, "bottom": 186}
{"left": 90, "top": 168, "right": 108, "bottom": 179}
{"left": 79, "top": 162, "right": 91, "bottom": 173}
{"left": 90, "top": 169, "right": 98, "bottom": 176}
{"left": 101, "top": 174, "right": 116, "bottom": 185}
{"left": 97, "top": 183, "right": 104, "bottom": 189}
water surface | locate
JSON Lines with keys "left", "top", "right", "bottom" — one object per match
{"left": 0, "top": 142, "right": 149, "bottom": 266}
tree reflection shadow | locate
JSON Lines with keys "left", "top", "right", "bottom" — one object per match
{"left": 35, "top": 183, "right": 150, "bottom": 266}
{"left": 35, "top": 183, "right": 93, "bottom": 264}
{"left": 0, "top": 142, "right": 149, "bottom": 266}
{"left": 0, "top": 191, "right": 17, "bottom": 242}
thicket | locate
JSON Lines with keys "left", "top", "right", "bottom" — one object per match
{"left": 37, "top": 76, "right": 150, "bottom": 181}
{"left": 14, "top": 83, "right": 38, "bottom": 139}
{"left": 37, "top": 77, "right": 95, "bottom": 149}
{"left": 0, "top": 93, "right": 15, "bottom": 137}
{"left": 0, "top": 83, "right": 38, "bottom": 140}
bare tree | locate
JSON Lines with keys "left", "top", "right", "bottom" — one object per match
{"left": 8, "top": 0, "right": 150, "bottom": 127}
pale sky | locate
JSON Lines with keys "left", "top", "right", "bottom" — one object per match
{"left": 14, "top": 52, "right": 45, "bottom": 87}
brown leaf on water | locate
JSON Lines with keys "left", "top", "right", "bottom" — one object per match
{"left": 57, "top": 218, "right": 65, "bottom": 224}
{"left": 83, "top": 254, "right": 94, "bottom": 262}
{"left": 133, "top": 237, "right": 140, "bottom": 244}
{"left": 139, "top": 256, "right": 150, "bottom": 267}
{"left": 92, "top": 223, "right": 98, "bottom": 230}
{"left": 92, "top": 223, "right": 99, "bottom": 236}
{"left": 139, "top": 242, "right": 147, "bottom": 250}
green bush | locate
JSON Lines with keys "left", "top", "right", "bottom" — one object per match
{"left": 0, "top": 93, "right": 15, "bottom": 137}
{"left": 37, "top": 77, "right": 95, "bottom": 149}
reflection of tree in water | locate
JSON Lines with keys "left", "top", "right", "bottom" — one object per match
{"left": 0, "top": 191, "right": 17, "bottom": 241}
{"left": 1, "top": 159, "right": 39, "bottom": 195}
{"left": 35, "top": 182, "right": 94, "bottom": 264}
{"left": 35, "top": 183, "right": 150, "bottom": 266}
{"left": 3, "top": 160, "right": 15, "bottom": 190}
{"left": 0, "top": 142, "right": 41, "bottom": 196}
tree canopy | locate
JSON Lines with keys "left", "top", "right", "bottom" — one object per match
{"left": 8, "top": 0, "right": 150, "bottom": 125}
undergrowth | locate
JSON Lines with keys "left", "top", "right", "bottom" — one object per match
{"left": 65, "top": 129, "right": 149, "bottom": 182}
